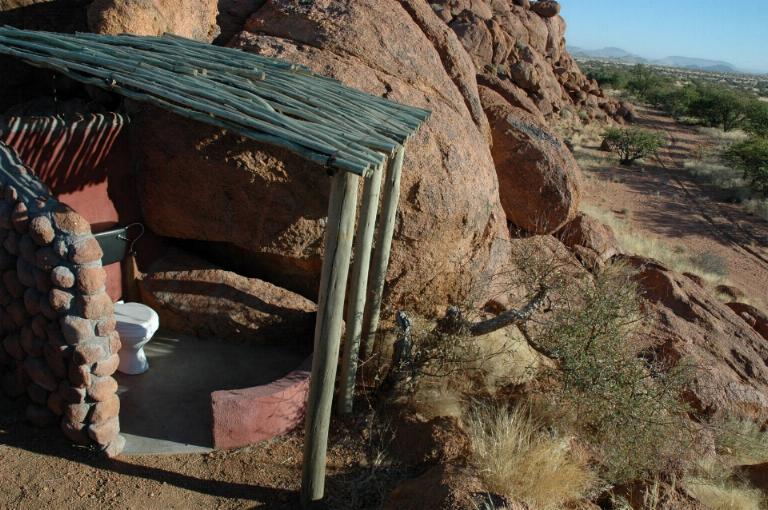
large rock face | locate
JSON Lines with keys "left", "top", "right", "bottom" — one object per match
{"left": 480, "top": 86, "right": 581, "bottom": 233}
{"left": 133, "top": 0, "right": 510, "bottom": 311}
{"left": 626, "top": 256, "right": 768, "bottom": 422}
{"left": 87, "top": 0, "right": 220, "bottom": 41}
{"left": 385, "top": 464, "right": 487, "bottom": 510}
{"left": 429, "top": 0, "right": 625, "bottom": 122}
{"left": 726, "top": 302, "right": 768, "bottom": 342}
{"left": 556, "top": 212, "right": 622, "bottom": 268}
{"left": 138, "top": 250, "right": 316, "bottom": 343}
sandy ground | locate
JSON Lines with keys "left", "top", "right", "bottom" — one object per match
{"left": 0, "top": 394, "right": 400, "bottom": 509}
{"left": 578, "top": 107, "right": 768, "bottom": 307}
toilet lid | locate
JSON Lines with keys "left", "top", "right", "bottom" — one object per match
{"left": 114, "top": 302, "right": 159, "bottom": 337}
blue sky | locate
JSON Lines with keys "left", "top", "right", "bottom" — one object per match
{"left": 561, "top": 0, "right": 768, "bottom": 73}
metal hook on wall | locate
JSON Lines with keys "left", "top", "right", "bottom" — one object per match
{"left": 117, "top": 222, "right": 145, "bottom": 256}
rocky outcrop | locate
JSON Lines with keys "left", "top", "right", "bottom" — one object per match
{"left": 133, "top": 0, "right": 511, "bottom": 310}
{"left": 530, "top": 0, "right": 560, "bottom": 18}
{"left": 726, "top": 302, "right": 768, "bottom": 341}
{"left": 477, "top": 72, "right": 545, "bottom": 121}
{"left": 87, "top": 0, "right": 220, "bottom": 42}
{"left": 385, "top": 464, "right": 489, "bottom": 510}
{"left": 480, "top": 86, "right": 581, "bottom": 233}
{"left": 626, "top": 256, "right": 768, "bottom": 422}
{"left": 215, "top": 0, "right": 266, "bottom": 43}
{"left": 389, "top": 411, "right": 470, "bottom": 466}
{"left": 138, "top": 250, "right": 316, "bottom": 343}
{"left": 557, "top": 212, "right": 622, "bottom": 268}
{"left": 428, "top": 0, "right": 624, "bottom": 122}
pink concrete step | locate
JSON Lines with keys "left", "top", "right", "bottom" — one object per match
{"left": 211, "top": 356, "right": 311, "bottom": 449}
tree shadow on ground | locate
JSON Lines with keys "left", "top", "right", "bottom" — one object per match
{"left": 0, "top": 396, "right": 299, "bottom": 509}
{"left": 0, "top": 394, "right": 404, "bottom": 510}
{"left": 581, "top": 110, "right": 768, "bottom": 252}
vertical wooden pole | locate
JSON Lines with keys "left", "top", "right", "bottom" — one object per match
{"left": 301, "top": 170, "right": 360, "bottom": 508}
{"left": 361, "top": 146, "right": 405, "bottom": 359}
{"left": 337, "top": 161, "right": 384, "bottom": 415}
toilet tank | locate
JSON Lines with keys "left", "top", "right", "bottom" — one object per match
{"left": 93, "top": 225, "right": 129, "bottom": 302}
{"left": 93, "top": 225, "right": 129, "bottom": 266}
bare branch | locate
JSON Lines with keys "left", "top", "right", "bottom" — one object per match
{"left": 468, "top": 285, "right": 550, "bottom": 337}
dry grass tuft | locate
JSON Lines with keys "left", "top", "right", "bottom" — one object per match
{"left": 679, "top": 418, "right": 768, "bottom": 510}
{"left": 697, "top": 126, "right": 749, "bottom": 143}
{"left": 466, "top": 404, "right": 594, "bottom": 509}
{"left": 685, "top": 479, "right": 764, "bottom": 510}
{"left": 580, "top": 203, "right": 730, "bottom": 285}
{"left": 684, "top": 129, "right": 768, "bottom": 222}
{"left": 710, "top": 418, "right": 768, "bottom": 472}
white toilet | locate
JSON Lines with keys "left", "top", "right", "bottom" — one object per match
{"left": 115, "top": 302, "right": 160, "bottom": 375}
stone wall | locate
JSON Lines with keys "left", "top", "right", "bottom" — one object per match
{"left": 0, "top": 141, "right": 123, "bottom": 457}
{"left": 1, "top": 113, "right": 141, "bottom": 302}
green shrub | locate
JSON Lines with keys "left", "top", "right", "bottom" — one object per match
{"left": 626, "top": 65, "right": 670, "bottom": 99}
{"left": 587, "top": 67, "right": 632, "bottom": 90}
{"left": 723, "top": 136, "right": 768, "bottom": 195}
{"left": 690, "top": 85, "right": 750, "bottom": 132}
{"left": 746, "top": 102, "right": 768, "bottom": 137}
{"left": 535, "top": 263, "right": 694, "bottom": 483}
{"left": 652, "top": 84, "right": 700, "bottom": 120}
{"left": 602, "top": 127, "right": 666, "bottom": 165}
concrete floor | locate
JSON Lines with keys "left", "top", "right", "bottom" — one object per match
{"left": 116, "top": 331, "right": 307, "bottom": 455}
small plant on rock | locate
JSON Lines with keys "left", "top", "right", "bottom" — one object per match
{"left": 602, "top": 127, "right": 665, "bottom": 165}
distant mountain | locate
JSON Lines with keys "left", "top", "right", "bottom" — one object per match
{"left": 568, "top": 46, "right": 647, "bottom": 64}
{"left": 654, "top": 56, "right": 737, "bottom": 73}
{"left": 568, "top": 46, "right": 741, "bottom": 74}
{"left": 577, "top": 46, "right": 637, "bottom": 59}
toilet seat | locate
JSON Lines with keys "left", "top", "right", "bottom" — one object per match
{"left": 115, "top": 302, "right": 159, "bottom": 375}
{"left": 115, "top": 302, "right": 159, "bottom": 339}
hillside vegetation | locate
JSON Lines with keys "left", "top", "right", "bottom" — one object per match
{"left": 586, "top": 64, "right": 768, "bottom": 212}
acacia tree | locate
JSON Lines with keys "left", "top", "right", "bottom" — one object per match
{"left": 746, "top": 102, "right": 768, "bottom": 137}
{"left": 602, "top": 127, "right": 666, "bottom": 165}
{"left": 690, "top": 85, "right": 749, "bottom": 131}
{"left": 724, "top": 136, "right": 768, "bottom": 195}
{"left": 626, "top": 65, "right": 668, "bottom": 99}
{"left": 655, "top": 85, "right": 700, "bottom": 120}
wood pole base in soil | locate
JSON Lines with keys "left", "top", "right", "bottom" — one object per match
{"left": 337, "top": 161, "right": 384, "bottom": 415}
{"left": 300, "top": 170, "right": 360, "bottom": 508}
{"left": 360, "top": 146, "right": 405, "bottom": 360}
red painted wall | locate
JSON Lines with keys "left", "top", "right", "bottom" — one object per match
{"left": 0, "top": 113, "right": 142, "bottom": 302}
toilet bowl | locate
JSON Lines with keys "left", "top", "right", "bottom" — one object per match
{"left": 115, "top": 302, "right": 160, "bottom": 375}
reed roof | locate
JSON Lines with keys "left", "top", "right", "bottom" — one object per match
{"left": 0, "top": 26, "right": 431, "bottom": 176}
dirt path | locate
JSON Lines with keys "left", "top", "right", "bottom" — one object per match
{"left": 0, "top": 395, "right": 396, "bottom": 510}
{"left": 641, "top": 110, "right": 768, "bottom": 268}
{"left": 579, "top": 107, "right": 768, "bottom": 306}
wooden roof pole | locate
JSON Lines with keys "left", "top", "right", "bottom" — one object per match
{"left": 301, "top": 169, "right": 360, "bottom": 508}
{"left": 360, "top": 146, "right": 406, "bottom": 360}
{"left": 337, "top": 160, "right": 384, "bottom": 416}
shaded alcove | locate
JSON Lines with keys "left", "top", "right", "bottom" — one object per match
{"left": 116, "top": 332, "right": 310, "bottom": 454}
